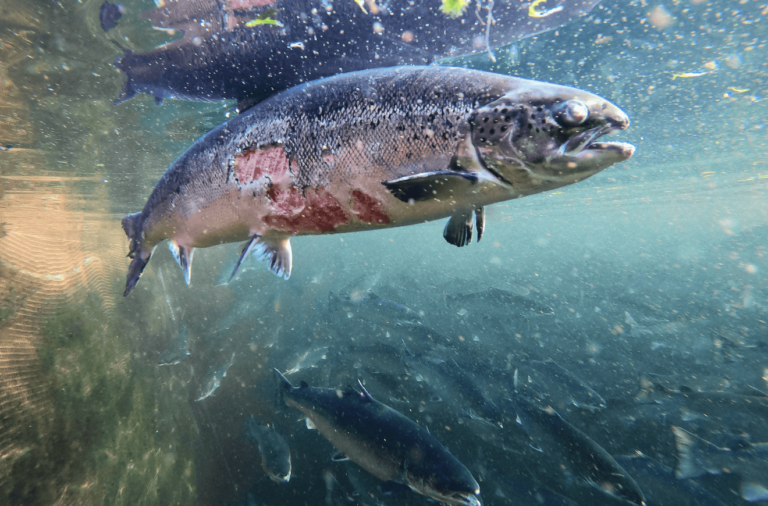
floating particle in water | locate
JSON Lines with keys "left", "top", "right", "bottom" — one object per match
{"left": 724, "top": 53, "right": 742, "bottom": 69}
{"left": 457, "top": 308, "right": 468, "bottom": 316}
{"left": 373, "top": 22, "right": 384, "bottom": 35}
{"left": 401, "top": 31, "right": 414, "bottom": 43}
{"left": 648, "top": 5, "right": 673, "bottom": 29}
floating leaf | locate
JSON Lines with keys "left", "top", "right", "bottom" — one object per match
{"left": 439, "top": 0, "right": 468, "bottom": 19}
{"left": 246, "top": 9, "right": 282, "bottom": 27}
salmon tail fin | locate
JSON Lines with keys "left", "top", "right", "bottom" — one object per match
{"left": 273, "top": 368, "right": 294, "bottom": 406}
{"left": 124, "top": 249, "right": 152, "bottom": 297}
{"left": 122, "top": 212, "right": 150, "bottom": 297}
{"left": 113, "top": 49, "right": 138, "bottom": 105}
{"left": 671, "top": 425, "right": 716, "bottom": 479}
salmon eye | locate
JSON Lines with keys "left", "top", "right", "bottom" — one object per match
{"left": 556, "top": 100, "right": 589, "bottom": 126}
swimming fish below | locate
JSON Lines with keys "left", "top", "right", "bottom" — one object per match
{"left": 671, "top": 426, "right": 768, "bottom": 502}
{"left": 505, "top": 393, "right": 646, "bottom": 506}
{"left": 122, "top": 66, "right": 634, "bottom": 296}
{"left": 273, "top": 369, "right": 481, "bottom": 506}
{"left": 245, "top": 416, "right": 292, "bottom": 483}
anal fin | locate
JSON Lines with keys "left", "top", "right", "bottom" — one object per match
{"left": 383, "top": 170, "right": 479, "bottom": 203}
{"left": 443, "top": 210, "right": 474, "bottom": 247}
{"left": 168, "top": 241, "right": 194, "bottom": 285}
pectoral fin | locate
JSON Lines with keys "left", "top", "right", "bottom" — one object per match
{"left": 331, "top": 452, "right": 349, "bottom": 462}
{"left": 382, "top": 171, "right": 479, "bottom": 203}
{"left": 443, "top": 210, "right": 474, "bottom": 247}
{"left": 168, "top": 241, "right": 194, "bottom": 285}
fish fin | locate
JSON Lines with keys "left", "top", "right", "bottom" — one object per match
{"left": 328, "top": 291, "right": 341, "bottom": 312}
{"left": 113, "top": 49, "right": 138, "bottom": 105}
{"left": 299, "top": 381, "right": 309, "bottom": 389}
{"left": 475, "top": 206, "right": 485, "bottom": 242}
{"left": 230, "top": 235, "right": 260, "bottom": 282}
{"left": 154, "top": 96, "right": 163, "bottom": 106}
{"left": 273, "top": 368, "right": 294, "bottom": 407}
{"left": 122, "top": 212, "right": 141, "bottom": 247}
{"left": 305, "top": 417, "right": 317, "bottom": 430}
{"left": 237, "top": 97, "right": 260, "bottom": 113}
{"left": 122, "top": 212, "right": 151, "bottom": 297}
{"left": 382, "top": 170, "right": 479, "bottom": 203}
{"left": 671, "top": 425, "right": 715, "bottom": 479}
{"left": 742, "top": 482, "right": 768, "bottom": 502}
{"left": 252, "top": 236, "right": 292, "bottom": 280}
{"left": 443, "top": 210, "right": 474, "bottom": 247}
{"left": 168, "top": 241, "right": 194, "bottom": 285}
{"left": 358, "top": 380, "right": 373, "bottom": 402}
{"left": 331, "top": 452, "right": 349, "bottom": 462}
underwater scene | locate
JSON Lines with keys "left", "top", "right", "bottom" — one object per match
{"left": 0, "top": 0, "right": 767, "bottom": 505}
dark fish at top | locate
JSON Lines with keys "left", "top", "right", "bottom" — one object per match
{"left": 115, "top": 0, "right": 602, "bottom": 105}
{"left": 506, "top": 393, "right": 646, "bottom": 506}
{"left": 100, "top": 1, "right": 124, "bottom": 32}
{"left": 121, "top": 66, "right": 634, "bottom": 296}
{"left": 273, "top": 369, "right": 481, "bottom": 506}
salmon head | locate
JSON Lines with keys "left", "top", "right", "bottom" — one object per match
{"left": 470, "top": 81, "right": 634, "bottom": 192}
{"left": 407, "top": 458, "right": 482, "bottom": 506}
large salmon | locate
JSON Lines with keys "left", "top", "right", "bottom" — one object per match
{"left": 122, "top": 66, "right": 634, "bottom": 296}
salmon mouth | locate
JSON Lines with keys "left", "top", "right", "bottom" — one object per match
{"left": 585, "top": 140, "right": 636, "bottom": 160}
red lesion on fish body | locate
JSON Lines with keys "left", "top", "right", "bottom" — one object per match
{"left": 235, "top": 145, "right": 289, "bottom": 185}
{"left": 265, "top": 186, "right": 350, "bottom": 233}
{"left": 351, "top": 190, "right": 390, "bottom": 224}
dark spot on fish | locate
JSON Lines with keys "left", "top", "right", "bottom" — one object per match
{"left": 489, "top": 128, "right": 495, "bottom": 135}
{"left": 500, "top": 126, "right": 507, "bottom": 132}
{"left": 478, "top": 127, "right": 484, "bottom": 133}
{"left": 483, "top": 117, "right": 489, "bottom": 123}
